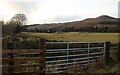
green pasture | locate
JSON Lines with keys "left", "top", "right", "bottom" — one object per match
{"left": 18, "top": 32, "right": 118, "bottom": 43}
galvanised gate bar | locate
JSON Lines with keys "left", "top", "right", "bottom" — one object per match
{"left": 45, "top": 41, "right": 110, "bottom": 73}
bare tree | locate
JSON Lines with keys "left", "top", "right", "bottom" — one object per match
{"left": 3, "top": 14, "right": 27, "bottom": 35}
{"left": 10, "top": 14, "right": 27, "bottom": 26}
{"left": 10, "top": 14, "right": 27, "bottom": 34}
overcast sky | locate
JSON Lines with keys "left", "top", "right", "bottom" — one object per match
{"left": 0, "top": 0, "right": 119, "bottom": 24}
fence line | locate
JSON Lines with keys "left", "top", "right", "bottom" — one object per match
{"left": 2, "top": 39, "right": 111, "bottom": 74}
{"left": 45, "top": 41, "right": 110, "bottom": 73}
{"left": 2, "top": 38, "right": 46, "bottom": 75}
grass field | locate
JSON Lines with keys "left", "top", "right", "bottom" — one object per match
{"left": 4, "top": 32, "right": 119, "bottom": 74}
{"left": 18, "top": 32, "right": 118, "bottom": 43}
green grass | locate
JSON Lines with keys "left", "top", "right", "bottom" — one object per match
{"left": 18, "top": 32, "right": 118, "bottom": 43}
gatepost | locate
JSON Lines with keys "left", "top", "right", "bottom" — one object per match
{"left": 104, "top": 41, "right": 110, "bottom": 65}
{"left": 39, "top": 38, "right": 46, "bottom": 75}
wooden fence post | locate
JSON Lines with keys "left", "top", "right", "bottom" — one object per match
{"left": 118, "top": 43, "right": 120, "bottom": 63}
{"left": 104, "top": 41, "right": 110, "bottom": 65}
{"left": 7, "top": 41, "right": 15, "bottom": 74}
{"left": 39, "top": 38, "right": 46, "bottom": 75}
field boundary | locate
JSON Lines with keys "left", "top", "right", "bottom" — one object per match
{"left": 45, "top": 41, "right": 110, "bottom": 73}
{"left": 2, "top": 39, "right": 111, "bottom": 74}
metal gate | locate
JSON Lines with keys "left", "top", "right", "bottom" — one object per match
{"left": 45, "top": 41, "right": 109, "bottom": 73}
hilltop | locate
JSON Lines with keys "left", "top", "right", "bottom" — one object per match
{"left": 25, "top": 15, "right": 119, "bottom": 32}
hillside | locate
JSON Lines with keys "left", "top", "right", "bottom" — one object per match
{"left": 25, "top": 15, "right": 119, "bottom": 32}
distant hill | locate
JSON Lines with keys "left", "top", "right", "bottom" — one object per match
{"left": 24, "top": 15, "right": 119, "bottom": 32}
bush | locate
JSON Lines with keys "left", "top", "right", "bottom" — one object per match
{"left": 18, "top": 38, "right": 39, "bottom": 49}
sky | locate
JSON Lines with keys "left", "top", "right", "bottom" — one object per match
{"left": 0, "top": 0, "right": 119, "bottom": 25}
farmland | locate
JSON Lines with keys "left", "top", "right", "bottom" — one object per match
{"left": 18, "top": 32, "right": 118, "bottom": 43}
{"left": 2, "top": 32, "right": 120, "bottom": 74}
{"left": 17, "top": 32, "right": 119, "bottom": 74}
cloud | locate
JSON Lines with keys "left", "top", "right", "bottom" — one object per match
{"left": 28, "top": 15, "right": 81, "bottom": 24}
{"left": 1, "top": 0, "right": 119, "bottom": 24}
{"left": 51, "top": 15, "right": 81, "bottom": 23}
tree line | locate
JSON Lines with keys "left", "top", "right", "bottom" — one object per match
{"left": 25, "top": 25, "right": 119, "bottom": 33}
{"left": 2, "top": 13, "right": 119, "bottom": 36}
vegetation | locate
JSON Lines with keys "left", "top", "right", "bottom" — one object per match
{"left": 18, "top": 32, "right": 118, "bottom": 43}
{"left": 2, "top": 13, "right": 27, "bottom": 36}
{"left": 2, "top": 14, "right": 119, "bottom": 74}
{"left": 2, "top": 32, "right": 116, "bottom": 49}
{"left": 65, "top": 49, "right": 120, "bottom": 74}
{"left": 24, "top": 15, "right": 119, "bottom": 33}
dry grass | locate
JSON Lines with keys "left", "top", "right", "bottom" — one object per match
{"left": 65, "top": 61, "right": 120, "bottom": 74}
{"left": 16, "top": 32, "right": 119, "bottom": 74}
{"left": 64, "top": 50, "right": 120, "bottom": 74}
{"left": 18, "top": 32, "right": 118, "bottom": 43}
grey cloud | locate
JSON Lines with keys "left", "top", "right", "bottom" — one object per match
{"left": 15, "top": 2, "right": 40, "bottom": 13}
{"left": 51, "top": 15, "right": 81, "bottom": 23}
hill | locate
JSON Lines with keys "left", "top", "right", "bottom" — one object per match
{"left": 25, "top": 15, "right": 119, "bottom": 32}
